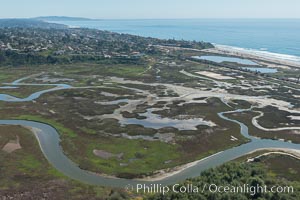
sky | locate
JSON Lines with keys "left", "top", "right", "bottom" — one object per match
{"left": 1, "top": 0, "right": 300, "bottom": 19}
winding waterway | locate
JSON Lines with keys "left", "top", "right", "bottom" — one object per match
{"left": 1, "top": 77, "right": 300, "bottom": 187}
{"left": 0, "top": 76, "right": 71, "bottom": 102}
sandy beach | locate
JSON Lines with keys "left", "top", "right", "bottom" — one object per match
{"left": 202, "top": 45, "right": 300, "bottom": 69}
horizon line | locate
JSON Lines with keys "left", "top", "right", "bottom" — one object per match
{"left": 1, "top": 16, "right": 300, "bottom": 20}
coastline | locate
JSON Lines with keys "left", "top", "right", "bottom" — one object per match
{"left": 202, "top": 44, "right": 300, "bottom": 69}
{"left": 156, "top": 43, "right": 300, "bottom": 70}
{"left": 36, "top": 19, "right": 300, "bottom": 70}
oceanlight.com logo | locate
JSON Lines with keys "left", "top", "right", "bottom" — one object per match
{"left": 125, "top": 183, "right": 294, "bottom": 196}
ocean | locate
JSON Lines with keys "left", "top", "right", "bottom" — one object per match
{"left": 50, "top": 19, "right": 300, "bottom": 61}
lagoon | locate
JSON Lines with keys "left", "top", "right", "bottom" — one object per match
{"left": 193, "top": 55, "right": 258, "bottom": 65}
{"left": 242, "top": 67, "right": 278, "bottom": 73}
